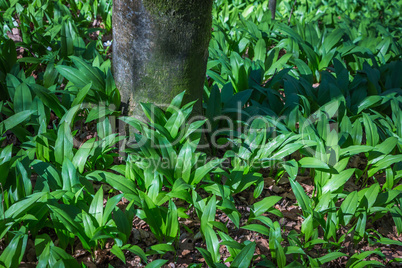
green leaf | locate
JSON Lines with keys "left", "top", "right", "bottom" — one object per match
{"left": 201, "top": 195, "right": 216, "bottom": 228}
{"left": 54, "top": 123, "right": 74, "bottom": 165}
{"left": 175, "top": 140, "right": 194, "bottom": 183}
{"left": 340, "top": 191, "right": 358, "bottom": 226}
{"left": 192, "top": 159, "right": 224, "bottom": 185}
{"left": 284, "top": 246, "right": 306, "bottom": 255}
{"left": 103, "top": 194, "right": 123, "bottom": 225}
{"left": 71, "top": 82, "right": 92, "bottom": 107}
{"left": 241, "top": 224, "right": 269, "bottom": 236}
{"left": 318, "top": 252, "right": 346, "bottom": 265}
{"left": 197, "top": 247, "right": 216, "bottom": 268}
{"left": 149, "top": 243, "right": 176, "bottom": 254}
{"left": 145, "top": 259, "right": 168, "bottom": 268}
{"left": 322, "top": 169, "right": 355, "bottom": 194}
{"left": 72, "top": 138, "right": 96, "bottom": 173}
{"left": 289, "top": 179, "right": 311, "bottom": 214}
{"left": 0, "top": 226, "right": 28, "bottom": 268}
{"left": 340, "top": 145, "right": 373, "bottom": 157}
{"left": 89, "top": 186, "right": 104, "bottom": 227}
{"left": 376, "top": 237, "right": 402, "bottom": 247}
{"left": 357, "top": 96, "right": 382, "bottom": 114}
{"left": 70, "top": 56, "right": 105, "bottom": 90}
{"left": 61, "top": 158, "right": 80, "bottom": 192}
{"left": 362, "top": 113, "right": 379, "bottom": 147}
{"left": 166, "top": 91, "right": 185, "bottom": 115}
{"left": 86, "top": 171, "right": 137, "bottom": 196}
{"left": 254, "top": 38, "right": 266, "bottom": 62}
{"left": 347, "top": 250, "right": 385, "bottom": 268}
{"left": 47, "top": 204, "right": 90, "bottom": 250}
{"left": 5, "top": 192, "right": 48, "bottom": 219}
{"left": 230, "top": 242, "right": 256, "bottom": 268}
{"left": 351, "top": 260, "right": 384, "bottom": 268}
{"left": 60, "top": 19, "right": 75, "bottom": 58}
{"left": 298, "top": 157, "right": 329, "bottom": 170}
{"left": 369, "top": 155, "right": 402, "bottom": 177}
{"left": 251, "top": 196, "right": 282, "bottom": 218}
{"left": 30, "top": 84, "right": 66, "bottom": 119}
{"left": 0, "top": 111, "right": 34, "bottom": 135}
{"left": 322, "top": 28, "right": 344, "bottom": 53}
{"left": 111, "top": 245, "right": 126, "bottom": 264}
{"left": 139, "top": 192, "right": 164, "bottom": 242}
{"left": 203, "top": 224, "right": 220, "bottom": 263}
{"left": 13, "top": 83, "right": 32, "bottom": 113}
{"left": 166, "top": 199, "right": 179, "bottom": 242}
{"left": 275, "top": 239, "right": 286, "bottom": 268}
{"left": 121, "top": 244, "right": 147, "bottom": 263}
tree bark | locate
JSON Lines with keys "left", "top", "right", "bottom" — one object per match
{"left": 112, "top": 0, "right": 213, "bottom": 124}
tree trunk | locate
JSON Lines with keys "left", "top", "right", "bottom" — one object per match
{"left": 112, "top": 0, "right": 213, "bottom": 123}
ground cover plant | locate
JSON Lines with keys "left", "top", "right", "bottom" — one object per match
{"left": 0, "top": 0, "right": 401, "bottom": 267}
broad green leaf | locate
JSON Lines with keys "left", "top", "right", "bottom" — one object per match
{"left": 89, "top": 185, "right": 103, "bottom": 227}
{"left": 71, "top": 82, "right": 92, "bottom": 107}
{"left": 70, "top": 56, "right": 105, "bottom": 90}
{"left": 166, "top": 199, "right": 179, "bottom": 242}
{"left": 145, "top": 259, "right": 168, "bottom": 268}
{"left": 47, "top": 204, "right": 90, "bottom": 250}
{"left": 86, "top": 170, "right": 137, "bottom": 196}
{"left": 347, "top": 250, "right": 385, "bottom": 268}
{"left": 275, "top": 240, "right": 286, "bottom": 268}
{"left": 322, "top": 169, "right": 355, "bottom": 194}
{"left": 103, "top": 194, "right": 123, "bottom": 225}
{"left": 318, "top": 252, "right": 346, "bottom": 264}
{"left": 323, "top": 28, "right": 344, "bottom": 53}
{"left": 340, "top": 191, "right": 358, "bottom": 225}
{"left": 362, "top": 113, "right": 379, "bottom": 147}
{"left": 230, "top": 242, "right": 256, "bottom": 268}
{"left": 111, "top": 245, "right": 125, "bottom": 264}
{"left": 196, "top": 247, "right": 216, "bottom": 268}
{"left": 203, "top": 224, "right": 220, "bottom": 263}
{"left": 254, "top": 38, "right": 266, "bottom": 62}
{"left": 54, "top": 123, "right": 74, "bottom": 165}
{"left": 30, "top": 84, "right": 66, "bottom": 118}
{"left": 298, "top": 157, "right": 329, "bottom": 169}
{"left": 192, "top": 159, "right": 224, "bottom": 185}
{"left": 289, "top": 179, "right": 311, "bottom": 214}
{"left": 357, "top": 96, "right": 382, "bottom": 114}
{"left": 72, "top": 138, "right": 96, "bottom": 173}
{"left": 0, "top": 226, "right": 28, "bottom": 268}
{"left": 340, "top": 145, "right": 373, "bottom": 157}
{"left": 5, "top": 192, "right": 47, "bottom": 219}
{"left": 0, "top": 111, "right": 34, "bottom": 134}
{"left": 139, "top": 192, "right": 164, "bottom": 242}
{"left": 201, "top": 195, "right": 216, "bottom": 228}
{"left": 121, "top": 244, "right": 147, "bottom": 263}
{"left": 55, "top": 65, "right": 88, "bottom": 87}
{"left": 251, "top": 196, "right": 282, "bottom": 218}
{"left": 351, "top": 260, "right": 384, "bottom": 268}
{"left": 61, "top": 158, "right": 80, "bottom": 192}
{"left": 241, "top": 224, "right": 269, "bottom": 236}
{"left": 166, "top": 91, "right": 185, "bottom": 115}
{"left": 368, "top": 155, "right": 402, "bottom": 177}
{"left": 13, "top": 83, "right": 32, "bottom": 113}
{"left": 149, "top": 243, "right": 176, "bottom": 254}
{"left": 284, "top": 246, "right": 306, "bottom": 255}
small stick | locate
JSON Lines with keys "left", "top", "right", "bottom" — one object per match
{"left": 288, "top": 0, "right": 297, "bottom": 25}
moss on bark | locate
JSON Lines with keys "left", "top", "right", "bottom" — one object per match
{"left": 113, "top": 0, "right": 212, "bottom": 133}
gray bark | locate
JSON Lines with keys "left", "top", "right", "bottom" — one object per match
{"left": 112, "top": 0, "right": 213, "bottom": 125}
